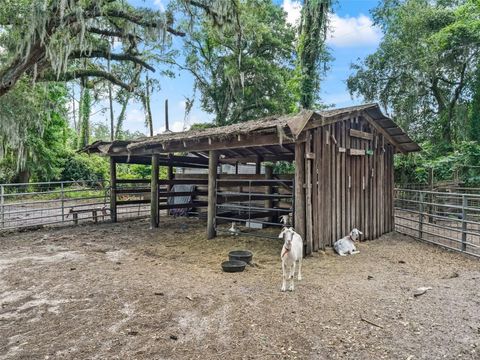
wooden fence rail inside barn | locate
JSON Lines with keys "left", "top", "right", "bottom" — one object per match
{"left": 394, "top": 188, "right": 480, "bottom": 258}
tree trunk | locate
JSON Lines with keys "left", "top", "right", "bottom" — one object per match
{"left": 431, "top": 80, "right": 452, "bottom": 147}
{"left": 77, "top": 80, "right": 91, "bottom": 149}
{"left": 107, "top": 57, "right": 115, "bottom": 141}
{"left": 470, "top": 65, "right": 480, "bottom": 142}
{"left": 145, "top": 74, "right": 154, "bottom": 137}
{"left": 115, "top": 94, "right": 130, "bottom": 140}
{"left": 15, "top": 169, "right": 30, "bottom": 184}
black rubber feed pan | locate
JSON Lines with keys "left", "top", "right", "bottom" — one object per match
{"left": 221, "top": 260, "right": 247, "bottom": 273}
{"left": 228, "top": 250, "right": 253, "bottom": 264}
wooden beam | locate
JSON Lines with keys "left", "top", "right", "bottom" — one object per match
{"left": 109, "top": 154, "right": 209, "bottom": 168}
{"left": 218, "top": 154, "right": 294, "bottom": 164}
{"left": 301, "top": 111, "right": 363, "bottom": 133}
{"left": 350, "top": 128, "right": 373, "bottom": 141}
{"left": 109, "top": 157, "right": 117, "bottom": 223}
{"left": 283, "top": 143, "right": 296, "bottom": 153}
{"left": 151, "top": 133, "right": 296, "bottom": 154}
{"left": 150, "top": 154, "right": 159, "bottom": 228}
{"left": 294, "top": 141, "right": 306, "bottom": 246}
{"left": 255, "top": 157, "right": 261, "bottom": 174}
{"left": 362, "top": 112, "right": 407, "bottom": 153}
{"left": 207, "top": 150, "right": 219, "bottom": 239}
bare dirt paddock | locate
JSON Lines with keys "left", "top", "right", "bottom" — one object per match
{"left": 1, "top": 218, "right": 479, "bottom": 360}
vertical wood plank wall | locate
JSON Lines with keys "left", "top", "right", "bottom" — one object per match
{"left": 307, "top": 116, "right": 395, "bottom": 249}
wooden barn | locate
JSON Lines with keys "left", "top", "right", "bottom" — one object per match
{"left": 84, "top": 103, "right": 420, "bottom": 255}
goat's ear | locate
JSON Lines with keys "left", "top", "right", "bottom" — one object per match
{"left": 358, "top": 229, "right": 363, "bottom": 235}
{"left": 278, "top": 228, "right": 286, "bottom": 238}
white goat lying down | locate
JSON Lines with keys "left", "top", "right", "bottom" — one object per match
{"left": 334, "top": 228, "right": 363, "bottom": 256}
{"left": 279, "top": 227, "right": 303, "bottom": 292}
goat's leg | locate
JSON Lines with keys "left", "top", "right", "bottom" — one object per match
{"left": 289, "top": 262, "right": 296, "bottom": 291}
{"left": 281, "top": 261, "right": 287, "bottom": 292}
{"left": 297, "top": 259, "right": 302, "bottom": 281}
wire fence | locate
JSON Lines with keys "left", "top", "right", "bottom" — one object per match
{"left": 2, "top": 180, "right": 480, "bottom": 260}
{"left": 215, "top": 178, "right": 294, "bottom": 239}
{"left": 395, "top": 188, "right": 480, "bottom": 258}
{"left": 0, "top": 180, "right": 148, "bottom": 231}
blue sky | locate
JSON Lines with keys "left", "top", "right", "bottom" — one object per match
{"left": 91, "top": 0, "right": 382, "bottom": 135}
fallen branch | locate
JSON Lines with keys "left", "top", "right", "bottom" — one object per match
{"left": 361, "top": 317, "right": 384, "bottom": 329}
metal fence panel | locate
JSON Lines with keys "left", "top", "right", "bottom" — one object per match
{"left": 395, "top": 188, "right": 480, "bottom": 258}
{"left": 0, "top": 180, "right": 150, "bottom": 232}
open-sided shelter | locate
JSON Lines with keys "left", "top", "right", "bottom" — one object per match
{"left": 84, "top": 103, "right": 420, "bottom": 255}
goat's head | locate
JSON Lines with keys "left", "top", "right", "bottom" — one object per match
{"left": 279, "top": 227, "right": 295, "bottom": 249}
{"left": 350, "top": 228, "right": 363, "bottom": 242}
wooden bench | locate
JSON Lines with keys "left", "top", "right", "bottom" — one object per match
{"left": 67, "top": 206, "right": 109, "bottom": 225}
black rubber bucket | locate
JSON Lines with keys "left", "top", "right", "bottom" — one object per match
{"left": 228, "top": 250, "right": 253, "bottom": 264}
{"left": 221, "top": 260, "right": 247, "bottom": 273}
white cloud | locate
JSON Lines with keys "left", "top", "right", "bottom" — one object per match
{"left": 154, "top": 0, "right": 165, "bottom": 11}
{"left": 157, "top": 106, "right": 209, "bottom": 134}
{"left": 327, "top": 14, "right": 382, "bottom": 48}
{"left": 126, "top": 108, "right": 145, "bottom": 123}
{"left": 282, "top": 0, "right": 302, "bottom": 26}
{"left": 281, "top": 1, "right": 381, "bottom": 48}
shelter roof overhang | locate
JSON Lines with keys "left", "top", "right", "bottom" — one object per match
{"left": 82, "top": 104, "right": 420, "bottom": 166}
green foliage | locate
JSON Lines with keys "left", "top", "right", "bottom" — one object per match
{"left": 395, "top": 141, "right": 480, "bottom": 187}
{"left": 272, "top": 161, "right": 295, "bottom": 174}
{"left": 61, "top": 153, "right": 109, "bottom": 183}
{"left": 189, "top": 123, "right": 217, "bottom": 131}
{"left": 297, "top": 0, "right": 332, "bottom": 109}
{"left": 77, "top": 84, "right": 91, "bottom": 149}
{"left": 0, "top": 82, "right": 71, "bottom": 182}
{"left": 116, "top": 164, "right": 168, "bottom": 180}
{"left": 470, "top": 64, "right": 480, "bottom": 142}
{"left": 177, "top": 0, "right": 298, "bottom": 125}
{"left": 348, "top": 0, "right": 480, "bottom": 148}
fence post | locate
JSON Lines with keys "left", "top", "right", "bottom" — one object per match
{"left": 1, "top": 185, "right": 4, "bottom": 228}
{"left": 61, "top": 182, "right": 65, "bottom": 223}
{"left": 418, "top": 192, "right": 424, "bottom": 239}
{"left": 461, "top": 195, "right": 467, "bottom": 252}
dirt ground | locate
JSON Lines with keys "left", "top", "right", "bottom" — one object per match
{"left": 0, "top": 218, "right": 479, "bottom": 360}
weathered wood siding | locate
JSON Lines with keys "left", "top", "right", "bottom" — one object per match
{"left": 307, "top": 116, "right": 395, "bottom": 249}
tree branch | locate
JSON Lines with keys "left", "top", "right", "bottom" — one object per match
{"left": 101, "top": 9, "right": 186, "bottom": 36}
{"left": 68, "top": 50, "right": 155, "bottom": 72}
{"left": 86, "top": 27, "right": 142, "bottom": 41}
{"left": 38, "top": 69, "right": 134, "bottom": 92}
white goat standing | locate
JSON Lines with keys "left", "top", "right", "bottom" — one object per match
{"left": 279, "top": 227, "right": 303, "bottom": 292}
{"left": 334, "top": 228, "right": 363, "bottom": 256}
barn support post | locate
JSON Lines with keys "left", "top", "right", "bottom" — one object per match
{"left": 109, "top": 157, "right": 117, "bottom": 223}
{"left": 255, "top": 157, "right": 261, "bottom": 175}
{"left": 167, "top": 164, "right": 174, "bottom": 193}
{"left": 294, "top": 141, "right": 306, "bottom": 253}
{"left": 305, "top": 132, "right": 313, "bottom": 255}
{"left": 265, "top": 165, "right": 274, "bottom": 223}
{"left": 207, "top": 150, "right": 219, "bottom": 239}
{"left": 150, "top": 154, "right": 159, "bottom": 228}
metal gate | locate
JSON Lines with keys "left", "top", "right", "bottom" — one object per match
{"left": 214, "top": 178, "right": 294, "bottom": 239}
